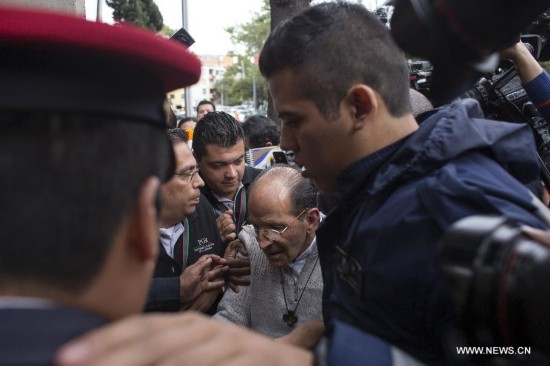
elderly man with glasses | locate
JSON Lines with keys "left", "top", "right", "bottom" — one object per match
{"left": 146, "top": 129, "right": 228, "bottom": 314}
{"left": 213, "top": 165, "right": 324, "bottom": 350}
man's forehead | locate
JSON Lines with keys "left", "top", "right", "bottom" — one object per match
{"left": 250, "top": 184, "right": 292, "bottom": 213}
{"left": 202, "top": 141, "right": 244, "bottom": 160}
{"left": 174, "top": 142, "right": 196, "bottom": 167}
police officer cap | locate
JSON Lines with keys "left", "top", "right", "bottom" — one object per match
{"left": 0, "top": 6, "right": 200, "bottom": 124}
{"left": 0, "top": 6, "right": 201, "bottom": 181}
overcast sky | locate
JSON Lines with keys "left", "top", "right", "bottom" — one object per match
{"left": 86, "top": 0, "right": 382, "bottom": 55}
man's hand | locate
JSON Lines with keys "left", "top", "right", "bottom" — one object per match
{"left": 183, "top": 288, "right": 222, "bottom": 312}
{"left": 500, "top": 41, "right": 543, "bottom": 84}
{"left": 216, "top": 209, "right": 237, "bottom": 244}
{"left": 179, "top": 254, "right": 227, "bottom": 305}
{"left": 224, "top": 239, "right": 250, "bottom": 293}
{"left": 55, "top": 312, "right": 314, "bottom": 366}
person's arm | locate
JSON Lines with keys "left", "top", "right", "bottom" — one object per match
{"left": 501, "top": 42, "right": 544, "bottom": 84}
{"left": 212, "top": 278, "right": 252, "bottom": 327}
{"left": 55, "top": 312, "right": 314, "bottom": 366}
{"left": 276, "top": 318, "right": 325, "bottom": 350}
{"left": 501, "top": 42, "right": 550, "bottom": 122}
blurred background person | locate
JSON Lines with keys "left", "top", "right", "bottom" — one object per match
{"left": 177, "top": 116, "right": 198, "bottom": 148}
{"left": 241, "top": 115, "right": 281, "bottom": 149}
{"left": 177, "top": 116, "right": 198, "bottom": 132}
{"left": 196, "top": 99, "right": 216, "bottom": 120}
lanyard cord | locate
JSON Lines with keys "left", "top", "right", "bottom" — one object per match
{"left": 182, "top": 218, "right": 190, "bottom": 269}
{"left": 281, "top": 257, "right": 319, "bottom": 316}
{"left": 234, "top": 188, "right": 247, "bottom": 232}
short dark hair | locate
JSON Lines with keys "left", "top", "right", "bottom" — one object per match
{"left": 259, "top": 2, "right": 411, "bottom": 118}
{"left": 177, "top": 116, "right": 198, "bottom": 129}
{"left": 167, "top": 127, "right": 189, "bottom": 144}
{"left": 251, "top": 164, "right": 318, "bottom": 216}
{"left": 241, "top": 115, "right": 280, "bottom": 148}
{"left": 0, "top": 112, "right": 171, "bottom": 294}
{"left": 192, "top": 111, "right": 244, "bottom": 161}
{"left": 196, "top": 100, "right": 216, "bottom": 115}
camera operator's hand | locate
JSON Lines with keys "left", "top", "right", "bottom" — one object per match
{"left": 179, "top": 254, "right": 227, "bottom": 307}
{"left": 217, "top": 209, "right": 237, "bottom": 244}
{"left": 223, "top": 239, "right": 250, "bottom": 293}
{"left": 521, "top": 225, "right": 550, "bottom": 247}
{"left": 501, "top": 42, "right": 543, "bottom": 84}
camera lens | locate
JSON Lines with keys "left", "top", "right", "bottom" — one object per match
{"left": 438, "top": 215, "right": 550, "bottom": 356}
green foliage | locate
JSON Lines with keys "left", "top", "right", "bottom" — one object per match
{"left": 160, "top": 24, "right": 176, "bottom": 37}
{"left": 106, "top": 0, "right": 164, "bottom": 32}
{"left": 216, "top": 0, "right": 270, "bottom": 107}
{"left": 226, "top": 0, "right": 270, "bottom": 55}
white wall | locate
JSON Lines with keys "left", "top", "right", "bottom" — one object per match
{"left": 2, "top": 0, "right": 85, "bottom": 16}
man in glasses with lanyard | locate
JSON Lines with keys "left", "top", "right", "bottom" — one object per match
{"left": 146, "top": 129, "right": 227, "bottom": 313}
{"left": 213, "top": 165, "right": 324, "bottom": 349}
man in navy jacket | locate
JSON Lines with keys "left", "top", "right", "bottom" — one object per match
{"left": 259, "top": 3, "right": 546, "bottom": 364}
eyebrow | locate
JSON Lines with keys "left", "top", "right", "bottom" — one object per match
{"left": 277, "top": 111, "right": 299, "bottom": 119}
{"left": 209, "top": 154, "right": 245, "bottom": 165}
{"left": 176, "top": 164, "right": 197, "bottom": 175}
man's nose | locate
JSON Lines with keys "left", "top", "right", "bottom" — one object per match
{"left": 279, "top": 124, "right": 295, "bottom": 152}
{"left": 225, "top": 165, "right": 237, "bottom": 178}
{"left": 193, "top": 173, "right": 204, "bottom": 188}
{"left": 257, "top": 235, "right": 272, "bottom": 250}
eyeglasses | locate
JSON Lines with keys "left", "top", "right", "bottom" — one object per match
{"left": 174, "top": 166, "right": 200, "bottom": 182}
{"left": 253, "top": 208, "right": 309, "bottom": 242}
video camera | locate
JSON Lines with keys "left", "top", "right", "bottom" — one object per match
{"left": 438, "top": 215, "right": 550, "bottom": 364}
{"left": 394, "top": 5, "right": 550, "bottom": 186}
{"left": 390, "top": 0, "right": 550, "bottom": 105}
{"left": 456, "top": 45, "right": 550, "bottom": 187}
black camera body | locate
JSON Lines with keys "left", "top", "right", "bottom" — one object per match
{"left": 455, "top": 54, "right": 550, "bottom": 186}
{"left": 438, "top": 216, "right": 550, "bottom": 363}
{"left": 391, "top": 0, "right": 550, "bottom": 104}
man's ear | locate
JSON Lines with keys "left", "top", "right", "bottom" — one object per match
{"left": 128, "top": 177, "right": 161, "bottom": 261}
{"left": 345, "top": 85, "right": 379, "bottom": 130}
{"left": 306, "top": 208, "right": 321, "bottom": 233}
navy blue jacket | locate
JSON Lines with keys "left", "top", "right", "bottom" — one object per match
{"left": 319, "top": 100, "right": 545, "bottom": 365}
{"left": 0, "top": 306, "right": 105, "bottom": 365}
